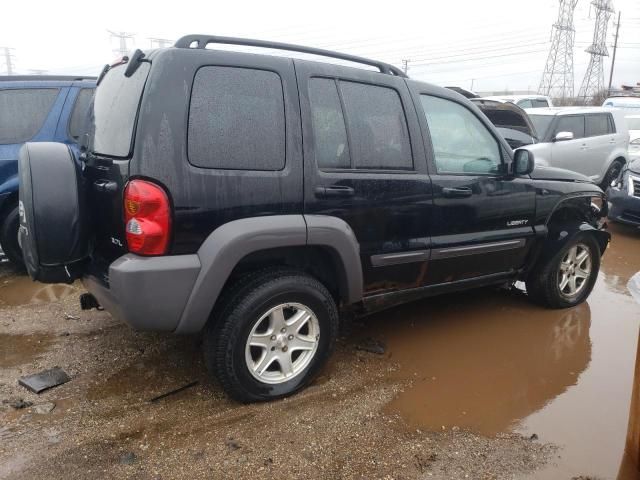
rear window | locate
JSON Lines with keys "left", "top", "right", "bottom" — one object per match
{"left": 585, "top": 114, "right": 613, "bottom": 137}
{"left": 0, "top": 88, "right": 59, "bottom": 144}
{"left": 92, "top": 62, "right": 150, "bottom": 157}
{"left": 188, "top": 66, "right": 285, "bottom": 171}
{"left": 68, "top": 88, "right": 94, "bottom": 140}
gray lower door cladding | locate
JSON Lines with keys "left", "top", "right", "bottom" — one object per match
{"left": 431, "top": 238, "right": 527, "bottom": 260}
{"left": 370, "top": 250, "right": 430, "bottom": 267}
{"left": 174, "top": 214, "right": 365, "bottom": 334}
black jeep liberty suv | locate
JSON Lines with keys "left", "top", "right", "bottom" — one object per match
{"left": 18, "top": 35, "right": 610, "bottom": 402}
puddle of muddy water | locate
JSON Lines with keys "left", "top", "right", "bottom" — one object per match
{"left": 0, "top": 333, "right": 55, "bottom": 368}
{"left": 366, "top": 223, "right": 640, "bottom": 479}
{"left": 0, "top": 275, "right": 78, "bottom": 308}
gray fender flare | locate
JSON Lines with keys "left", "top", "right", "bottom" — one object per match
{"left": 174, "top": 215, "right": 363, "bottom": 334}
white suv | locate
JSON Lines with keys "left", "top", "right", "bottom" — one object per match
{"left": 524, "top": 107, "right": 630, "bottom": 189}
{"left": 482, "top": 94, "right": 553, "bottom": 109}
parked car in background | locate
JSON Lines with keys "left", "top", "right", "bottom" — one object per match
{"left": 603, "top": 96, "right": 640, "bottom": 114}
{"left": 626, "top": 115, "right": 640, "bottom": 143}
{"left": 524, "top": 107, "right": 629, "bottom": 190}
{"left": 482, "top": 94, "right": 553, "bottom": 109}
{"left": 0, "top": 75, "right": 95, "bottom": 266}
{"left": 608, "top": 155, "right": 640, "bottom": 227}
{"left": 470, "top": 99, "right": 537, "bottom": 149}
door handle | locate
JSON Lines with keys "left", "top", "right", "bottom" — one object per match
{"left": 442, "top": 187, "right": 472, "bottom": 198}
{"left": 314, "top": 185, "right": 355, "bottom": 198}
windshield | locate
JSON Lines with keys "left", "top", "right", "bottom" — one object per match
{"left": 528, "top": 114, "right": 555, "bottom": 139}
{"left": 89, "top": 61, "right": 150, "bottom": 158}
{"left": 626, "top": 117, "right": 640, "bottom": 131}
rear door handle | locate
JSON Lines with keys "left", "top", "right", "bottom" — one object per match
{"left": 442, "top": 187, "right": 472, "bottom": 198}
{"left": 315, "top": 186, "right": 355, "bottom": 198}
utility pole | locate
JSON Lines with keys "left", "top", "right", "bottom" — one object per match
{"left": 539, "top": 0, "right": 579, "bottom": 103}
{"left": 578, "top": 0, "right": 615, "bottom": 104}
{"left": 608, "top": 10, "right": 621, "bottom": 96}
{"left": 108, "top": 31, "right": 135, "bottom": 57}
{"left": 149, "top": 38, "right": 173, "bottom": 49}
{"left": 401, "top": 59, "right": 410, "bottom": 75}
{"left": 1, "top": 47, "right": 16, "bottom": 75}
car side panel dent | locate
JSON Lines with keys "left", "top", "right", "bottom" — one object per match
{"left": 174, "top": 214, "right": 364, "bottom": 334}
{"left": 536, "top": 220, "right": 610, "bottom": 268}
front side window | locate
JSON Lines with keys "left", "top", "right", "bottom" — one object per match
{"left": 339, "top": 81, "right": 413, "bottom": 170}
{"left": 555, "top": 116, "right": 585, "bottom": 139}
{"left": 0, "top": 88, "right": 59, "bottom": 144}
{"left": 420, "top": 95, "right": 502, "bottom": 175}
{"left": 188, "top": 66, "right": 285, "bottom": 171}
{"left": 585, "top": 114, "right": 613, "bottom": 137}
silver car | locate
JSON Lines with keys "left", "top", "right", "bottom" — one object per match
{"left": 524, "top": 107, "right": 630, "bottom": 189}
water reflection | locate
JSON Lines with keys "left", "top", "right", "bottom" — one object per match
{"left": 367, "top": 290, "right": 591, "bottom": 436}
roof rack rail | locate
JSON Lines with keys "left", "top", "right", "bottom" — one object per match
{"left": 0, "top": 75, "right": 97, "bottom": 82}
{"left": 174, "top": 34, "right": 407, "bottom": 78}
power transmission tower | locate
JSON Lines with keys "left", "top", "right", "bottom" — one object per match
{"left": 607, "top": 10, "right": 621, "bottom": 95}
{"left": 149, "top": 38, "right": 173, "bottom": 49}
{"left": 1, "top": 47, "right": 16, "bottom": 75}
{"left": 401, "top": 59, "right": 410, "bottom": 74}
{"left": 578, "top": 0, "right": 615, "bottom": 104}
{"left": 538, "top": 0, "right": 579, "bottom": 103}
{"left": 108, "top": 31, "right": 135, "bottom": 57}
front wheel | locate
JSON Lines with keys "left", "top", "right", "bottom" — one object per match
{"left": 204, "top": 270, "right": 339, "bottom": 402}
{"left": 526, "top": 233, "right": 601, "bottom": 309}
{"left": 0, "top": 206, "right": 24, "bottom": 268}
{"left": 600, "top": 160, "right": 624, "bottom": 191}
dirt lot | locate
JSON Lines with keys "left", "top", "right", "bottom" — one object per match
{"left": 1, "top": 224, "right": 639, "bottom": 480}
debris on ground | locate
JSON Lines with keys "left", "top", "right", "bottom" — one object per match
{"left": 355, "top": 337, "right": 386, "bottom": 355}
{"left": 63, "top": 314, "right": 79, "bottom": 321}
{"left": 149, "top": 380, "right": 198, "bottom": 403}
{"left": 119, "top": 452, "right": 136, "bottom": 465}
{"left": 2, "top": 398, "right": 33, "bottom": 409}
{"left": 34, "top": 402, "right": 56, "bottom": 414}
{"left": 226, "top": 438, "right": 241, "bottom": 451}
{"left": 530, "top": 433, "right": 539, "bottom": 441}
{"left": 18, "top": 367, "right": 70, "bottom": 394}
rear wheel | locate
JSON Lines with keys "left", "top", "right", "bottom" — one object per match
{"left": 203, "top": 270, "right": 339, "bottom": 402}
{"left": 0, "top": 206, "right": 24, "bottom": 268}
{"left": 600, "top": 160, "right": 624, "bottom": 190}
{"left": 526, "top": 233, "right": 600, "bottom": 309}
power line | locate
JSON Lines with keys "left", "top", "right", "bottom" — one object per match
{"left": 148, "top": 38, "right": 173, "bottom": 49}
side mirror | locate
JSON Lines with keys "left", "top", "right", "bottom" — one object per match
{"left": 513, "top": 149, "right": 535, "bottom": 176}
{"left": 554, "top": 131, "right": 574, "bottom": 142}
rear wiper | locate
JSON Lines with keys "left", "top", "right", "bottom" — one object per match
{"left": 96, "top": 50, "right": 146, "bottom": 85}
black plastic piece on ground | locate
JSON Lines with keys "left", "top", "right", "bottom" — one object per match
{"left": 80, "top": 293, "right": 101, "bottom": 310}
{"left": 149, "top": 381, "right": 199, "bottom": 403}
{"left": 18, "top": 367, "right": 70, "bottom": 394}
{"left": 173, "top": 34, "right": 407, "bottom": 78}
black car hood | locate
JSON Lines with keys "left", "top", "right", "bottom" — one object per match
{"left": 530, "top": 165, "right": 592, "bottom": 182}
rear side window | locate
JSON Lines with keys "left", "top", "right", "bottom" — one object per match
{"left": 188, "top": 66, "right": 285, "bottom": 171}
{"left": 517, "top": 99, "right": 533, "bottom": 109}
{"left": 555, "top": 116, "right": 585, "bottom": 139}
{"left": 68, "top": 88, "right": 94, "bottom": 140}
{"left": 0, "top": 88, "right": 59, "bottom": 144}
{"left": 308, "top": 78, "right": 350, "bottom": 169}
{"left": 92, "top": 62, "right": 150, "bottom": 158}
{"left": 585, "top": 114, "right": 613, "bottom": 137}
{"left": 532, "top": 99, "right": 549, "bottom": 108}
{"left": 340, "top": 81, "right": 412, "bottom": 170}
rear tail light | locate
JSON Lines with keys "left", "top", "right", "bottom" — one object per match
{"left": 123, "top": 180, "right": 171, "bottom": 255}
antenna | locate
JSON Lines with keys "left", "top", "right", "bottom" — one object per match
{"left": 578, "top": 0, "right": 615, "bottom": 104}
{"left": 538, "top": 0, "right": 579, "bottom": 103}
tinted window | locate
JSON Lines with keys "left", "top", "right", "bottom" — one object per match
{"left": 420, "top": 95, "right": 501, "bottom": 175}
{"left": 585, "top": 114, "right": 613, "bottom": 137}
{"left": 340, "top": 81, "right": 412, "bottom": 170}
{"left": 532, "top": 99, "right": 549, "bottom": 108}
{"left": 529, "top": 114, "right": 554, "bottom": 138}
{"left": 308, "top": 78, "right": 350, "bottom": 169}
{"left": 517, "top": 99, "right": 533, "bottom": 108}
{"left": 92, "top": 62, "right": 149, "bottom": 157}
{"left": 555, "top": 116, "right": 585, "bottom": 139}
{"left": 188, "top": 67, "right": 285, "bottom": 171}
{"left": 68, "top": 88, "right": 94, "bottom": 140}
{"left": 0, "top": 88, "right": 58, "bottom": 144}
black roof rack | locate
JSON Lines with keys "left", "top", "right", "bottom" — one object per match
{"left": 174, "top": 34, "right": 407, "bottom": 78}
{"left": 0, "top": 75, "right": 97, "bottom": 82}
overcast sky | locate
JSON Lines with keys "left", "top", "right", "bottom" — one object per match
{"left": 1, "top": 0, "right": 639, "bottom": 92}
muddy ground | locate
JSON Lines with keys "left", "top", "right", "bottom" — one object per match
{"left": 1, "top": 223, "right": 639, "bottom": 480}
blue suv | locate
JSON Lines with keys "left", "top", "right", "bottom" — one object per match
{"left": 0, "top": 75, "right": 95, "bottom": 266}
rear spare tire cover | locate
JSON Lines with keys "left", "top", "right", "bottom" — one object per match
{"left": 18, "top": 142, "right": 89, "bottom": 283}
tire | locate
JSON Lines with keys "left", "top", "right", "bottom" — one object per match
{"left": 526, "top": 233, "right": 601, "bottom": 309}
{"left": 0, "top": 206, "right": 24, "bottom": 268}
{"left": 204, "top": 269, "right": 339, "bottom": 403}
{"left": 600, "top": 160, "right": 624, "bottom": 191}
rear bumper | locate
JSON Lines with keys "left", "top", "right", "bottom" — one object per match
{"left": 608, "top": 188, "right": 640, "bottom": 227}
{"left": 83, "top": 253, "right": 201, "bottom": 331}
